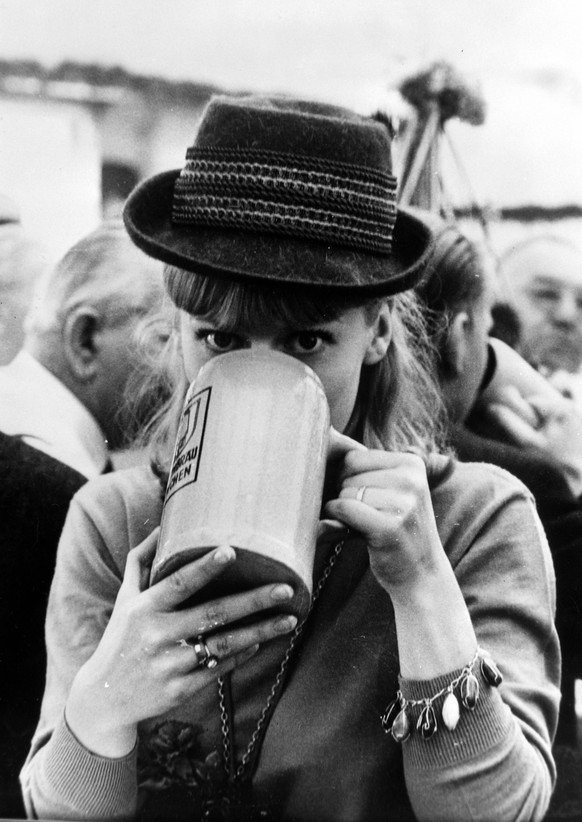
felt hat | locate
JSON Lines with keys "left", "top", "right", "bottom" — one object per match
{"left": 124, "top": 95, "right": 433, "bottom": 295}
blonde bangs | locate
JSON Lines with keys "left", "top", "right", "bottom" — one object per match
{"left": 163, "top": 266, "right": 379, "bottom": 331}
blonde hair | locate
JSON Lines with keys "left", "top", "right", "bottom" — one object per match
{"left": 131, "top": 266, "right": 447, "bottom": 483}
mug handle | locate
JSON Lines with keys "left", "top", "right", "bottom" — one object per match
{"left": 320, "top": 428, "right": 368, "bottom": 537}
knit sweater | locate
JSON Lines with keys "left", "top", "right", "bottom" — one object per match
{"left": 21, "top": 458, "right": 560, "bottom": 821}
{"left": 454, "top": 421, "right": 582, "bottom": 747}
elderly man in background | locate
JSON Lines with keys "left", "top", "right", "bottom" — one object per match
{"left": 500, "top": 235, "right": 582, "bottom": 386}
{"left": 0, "top": 219, "right": 165, "bottom": 476}
{"left": 0, "top": 220, "right": 164, "bottom": 818}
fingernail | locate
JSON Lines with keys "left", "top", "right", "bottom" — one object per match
{"left": 274, "top": 615, "right": 298, "bottom": 633}
{"left": 214, "top": 546, "right": 235, "bottom": 564}
{"left": 271, "top": 584, "right": 293, "bottom": 601}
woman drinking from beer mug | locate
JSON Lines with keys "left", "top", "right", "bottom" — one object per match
{"left": 22, "top": 96, "right": 559, "bottom": 822}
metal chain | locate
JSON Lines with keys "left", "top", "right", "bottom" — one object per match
{"left": 218, "top": 538, "right": 345, "bottom": 783}
{"left": 217, "top": 675, "right": 232, "bottom": 778}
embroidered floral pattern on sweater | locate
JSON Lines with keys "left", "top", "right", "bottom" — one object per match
{"left": 138, "top": 719, "right": 226, "bottom": 793}
{"left": 137, "top": 719, "right": 226, "bottom": 819}
{"left": 137, "top": 720, "right": 275, "bottom": 820}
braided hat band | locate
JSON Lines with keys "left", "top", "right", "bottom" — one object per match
{"left": 124, "top": 94, "right": 434, "bottom": 294}
{"left": 172, "top": 147, "right": 398, "bottom": 254}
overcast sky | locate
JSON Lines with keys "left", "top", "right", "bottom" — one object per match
{"left": 1, "top": 0, "right": 581, "bottom": 110}
{"left": 1, "top": 0, "right": 581, "bottom": 243}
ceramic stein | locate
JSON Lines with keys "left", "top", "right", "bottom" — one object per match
{"left": 150, "top": 349, "right": 330, "bottom": 622}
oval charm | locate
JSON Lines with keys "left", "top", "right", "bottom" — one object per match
{"left": 391, "top": 707, "right": 411, "bottom": 743}
{"left": 381, "top": 697, "right": 401, "bottom": 733}
{"left": 417, "top": 704, "right": 437, "bottom": 739}
{"left": 481, "top": 656, "right": 503, "bottom": 687}
{"left": 460, "top": 672, "right": 480, "bottom": 710}
{"left": 442, "top": 692, "right": 460, "bottom": 731}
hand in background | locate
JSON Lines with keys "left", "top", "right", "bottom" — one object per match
{"left": 485, "top": 385, "right": 582, "bottom": 498}
{"left": 546, "top": 368, "right": 582, "bottom": 409}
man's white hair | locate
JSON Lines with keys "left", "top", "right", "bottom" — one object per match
{"left": 25, "top": 220, "right": 163, "bottom": 341}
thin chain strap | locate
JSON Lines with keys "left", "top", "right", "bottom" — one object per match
{"left": 218, "top": 675, "right": 232, "bottom": 778}
{"left": 218, "top": 538, "right": 345, "bottom": 783}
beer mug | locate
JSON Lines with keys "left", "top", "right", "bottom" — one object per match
{"left": 150, "top": 349, "right": 330, "bottom": 622}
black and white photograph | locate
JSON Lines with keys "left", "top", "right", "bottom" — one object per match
{"left": 1, "top": 2, "right": 581, "bottom": 820}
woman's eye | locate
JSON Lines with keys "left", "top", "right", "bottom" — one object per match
{"left": 286, "top": 332, "right": 325, "bottom": 354}
{"left": 530, "top": 289, "right": 560, "bottom": 303}
{"left": 198, "top": 331, "right": 240, "bottom": 352}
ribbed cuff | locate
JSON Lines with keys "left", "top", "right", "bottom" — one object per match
{"left": 397, "top": 662, "right": 510, "bottom": 768}
{"left": 43, "top": 713, "right": 138, "bottom": 819}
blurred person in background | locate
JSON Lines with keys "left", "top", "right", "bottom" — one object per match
{"left": 0, "top": 194, "right": 49, "bottom": 366}
{"left": 489, "top": 236, "right": 582, "bottom": 501}
{"left": 0, "top": 219, "right": 165, "bottom": 476}
{"left": 0, "top": 220, "right": 165, "bottom": 818}
{"left": 499, "top": 235, "right": 582, "bottom": 403}
{"left": 416, "top": 217, "right": 582, "bottom": 818}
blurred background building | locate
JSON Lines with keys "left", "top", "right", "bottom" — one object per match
{"left": 1, "top": 0, "right": 581, "bottom": 265}
{"left": 0, "top": 61, "right": 219, "bottom": 259}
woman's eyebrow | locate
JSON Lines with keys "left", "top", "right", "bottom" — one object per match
{"left": 191, "top": 312, "right": 341, "bottom": 334}
{"left": 191, "top": 316, "right": 239, "bottom": 331}
{"left": 528, "top": 275, "right": 563, "bottom": 287}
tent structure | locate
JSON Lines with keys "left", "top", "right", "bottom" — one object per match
{"left": 392, "top": 60, "right": 582, "bottom": 259}
{"left": 394, "top": 61, "right": 487, "bottom": 224}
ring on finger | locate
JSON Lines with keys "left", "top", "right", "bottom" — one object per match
{"left": 193, "top": 634, "right": 219, "bottom": 669}
{"left": 355, "top": 485, "right": 368, "bottom": 503}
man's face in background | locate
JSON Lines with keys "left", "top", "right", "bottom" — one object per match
{"left": 503, "top": 239, "right": 582, "bottom": 374}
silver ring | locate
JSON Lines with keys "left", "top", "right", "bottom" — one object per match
{"left": 355, "top": 485, "right": 367, "bottom": 503}
{"left": 193, "top": 635, "right": 219, "bottom": 669}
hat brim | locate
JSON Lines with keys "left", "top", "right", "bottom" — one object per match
{"left": 123, "top": 170, "right": 434, "bottom": 296}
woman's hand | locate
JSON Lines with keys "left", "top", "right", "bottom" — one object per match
{"left": 323, "top": 442, "right": 446, "bottom": 597}
{"left": 66, "top": 529, "right": 297, "bottom": 758}
{"left": 323, "top": 439, "right": 477, "bottom": 677}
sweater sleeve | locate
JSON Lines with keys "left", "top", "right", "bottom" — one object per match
{"left": 24, "top": 713, "right": 137, "bottom": 821}
{"left": 20, "top": 480, "right": 141, "bottom": 820}
{"left": 400, "top": 475, "right": 560, "bottom": 822}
